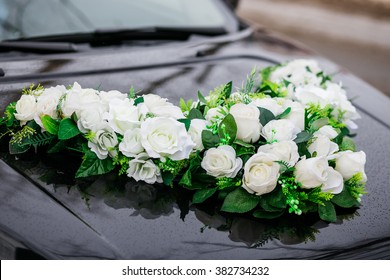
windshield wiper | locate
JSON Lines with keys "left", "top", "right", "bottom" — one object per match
{"left": 7, "top": 26, "right": 228, "bottom": 45}
{"left": 0, "top": 41, "right": 78, "bottom": 54}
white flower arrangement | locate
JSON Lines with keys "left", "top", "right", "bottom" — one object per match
{"left": 0, "top": 59, "right": 367, "bottom": 222}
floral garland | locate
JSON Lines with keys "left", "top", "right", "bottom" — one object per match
{"left": 0, "top": 59, "right": 367, "bottom": 222}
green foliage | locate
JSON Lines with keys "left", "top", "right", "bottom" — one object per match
{"left": 305, "top": 104, "right": 344, "bottom": 130}
{"left": 258, "top": 107, "right": 276, "bottom": 126}
{"left": 180, "top": 98, "right": 194, "bottom": 112}
{"left": 113, "top": 154, "right": 130, "bottom": 176}
{"left": 216, "top": 177, "right": 241, "bottom": 190}
{"left": 2, "top": 102, "right": 17, "bottom": 127}
{"left": 218, "top": 114, "right": 237, "bottom": 145}
{"left": 202, "top": 130, "right": 220, "bottom": 149}
{"left": 345, "top": 173, "right": 367, "bottom": 200}
{"left": 193, "top": 187, "right": 218, "bottom": 203}
{"left": 197, "top": 90, "right": 207, "bottom": 104}
{"left": 128, "top": 86, "right": 136, "bottom": 99}
{"left": 24, "top": 132, "right": 56, "bottom": 147}
{"left": 253, "top": 209, "right": 285, "bottom": 219}
{"left": 258, "top": 81, "right": 286, "bottom": 98}
{"left": 318, "top": 201, "right": 337, "bottom": 222}
{"left": 22, "top": 83, "right": 44, "bottom": 95}
{"left": 221, "top": 187, "right": 259, "bottom": 213}
{"left": 40, "top": 115, "right": 60, "bottom": 135}
{"left": 187, "top": 108, "right": 205, "bottom": 120}
{"left": 58, "top": 118, "right": 80, "bottom": 140}
{"left": 76, "top": 150, "right": 115, "bottom": 178}
{"left": 240, "top": 67, "right": 258, "bottom": 94}
{"left": 339, "top": 137, "right": 357, "bottom": 152}
{"left": 158, "top": 158, "right": 189, "bottom": 177}
{"left": 260, "top": 65, "right": 279, "bottom": 82}
{"left": 275, "top": 107, "right": 291, "bottom": 120}
{"left": 178, "top": 118, "right": 191, "bottom": 131}
{"left": 134, "top": 96, "right": 144, "bottom": 105}
{"left": 294, "top": 131, "right": 312, "bottom": 144}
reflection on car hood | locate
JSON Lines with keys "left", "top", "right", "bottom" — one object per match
{"left": 0, "top": 28, "right": 390, "bottom": 259}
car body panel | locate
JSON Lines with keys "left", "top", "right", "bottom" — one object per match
{"left": 1, "top": 25, "right": 390, "bottom": 259}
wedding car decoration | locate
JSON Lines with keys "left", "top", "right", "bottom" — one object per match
{"left": 0, "top": 59, "right": 367, "bottom": 222}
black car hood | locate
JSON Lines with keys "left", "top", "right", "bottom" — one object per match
{"left": 1, "top": 28, "right": 390, "bottom": 259}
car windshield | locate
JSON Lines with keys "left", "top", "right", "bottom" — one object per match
{"left": 0, "top": 0, "right": 235, "bottom": 41}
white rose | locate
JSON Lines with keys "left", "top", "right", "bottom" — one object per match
{"left": 61, "top": 82, "right": 101, "bottom": 118}
{"left": 242, "top": 152, "right": 280, "bottom": 195}
{"left": 88, "top": 128, "right": 118, "bottom": 160}
{"left": 229, "top": 103, "right": 261, "bottom": 143}
{"left": 127, "top": 153, "right": 162, "bottom": 184}
{"left": 321, "top": 167, "right": 344, "bottom": 194}
{"left": 201, "top": 145, "right": 242, "bottom": 178}
{"left": 258, "top": 140, "right": 299, "bottom": 167}
{"left": 140, "top": 117, "right": 195, "bottom": 160}
{"left": 33, "top": 89, "right": 63, "bottom": 128}
{"left": 262, "top": 119, "right": 301, "bottom": 142}
{"left": 205, "top": 107, "right": 224, "bottom": 125}
{"left": 142, "top": 94, "right": 184, "bottom": 119}
{"left": 188, "top": 119, "right": 207, "bottom": 151}
{"left": 77, "top": 105, "right": 107, "bottom": 133}
{"left": 280, "top": 99, "right": 305, "bottom": 131}
{"left": 314, "top": 125, "right": 338, "bottom": 139}
{"left": 119, "top": 128, "right": 144, "bottom": 157}
{"left": 294, "top": 85, "right": 331, "bottom": 107}
{"left": 99, "top": 90, "right": 127, "bottom": 109}
{"left": 250, "top": 97, "right": 283, "bottom": 116}
{"left": 308, "top": 135, "right": 339, "bottom": 159}
{"left": 14, "top": 95, "right": 37, "bottom": 125}
{"left": 294, "top": 157, "right": 329, "bottom": 189}
{"left": 270, "top": 59, "right": 322, "bottom": 86}
{"left": 104, "top": 98, "right": 140, "bottom": 135}
{"left": 335, "top": 151, "right": 367, "bottom": 181}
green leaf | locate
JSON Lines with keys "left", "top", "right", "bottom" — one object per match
{"left": 258, "top": 197, "right": 282, "bottom": 212}
{"left": 202, "top": 130, "right": 220, "bottom": 149}
{"left": 218, "top": 114, "right": 237, "bottom": 144}
{"left": 47, "top": 141, "right": 67, "bottom": 154}
{"left": 58, "top": 118, "right": 80, "bottom": 140}
{"left": 221, "top": 188, "right": 259, "bottom": 213}
{"left": 339, "top": 137, "right": 357, "bottom": 152}
{"left": 294, "top": 131, "right": 312, "bottom": 144}
{"left": 193, "top": 188, "right": 218, "bottom": 203}
{"left": 134, "top": 96, "right": 144, "bottom": 105}
{"left": 258, "top": 107, "right": 276, "bottom": 126}
{"left": 40, "top": 115, "right": 60, "bottom": 135}
{"left": 261, "top": 186, "right": 287, "bottom": 209}
{"left": 253, "top": 209, "right": 285, "bottom": 219}
{"left": 221, "top": 81, "right": 233, "bottom": 99}
{"left": 276, "top": 107, "right": 291, "bottom": 120}
{"left": 311, "top": 117, "right": 329, "bottom": 130}
{"left": 178, "top": 119, "right": 191, "bottom": 131}
{"left": 162, "top": 171, "right": 174, "bottom": 186}
{"left": 318, "top": 201, "right": 337, "bottom": 222}
{"left": 233, "top": 139, "right": 255, "bottom": 149}
{"left": 187, "top": 108, "right": 205, "bottom": 120}
{"left": 75, "top": 150, "right": 115, "bottom": 178}
{"left": 197, "top": 90, "right": 207, "bottom": 104}
{"left": 9, "top": 141, "right": 30, "bottom": 155}
{"left": 179, "top": 169, "right": 193, "bottom": 188}
{"left": 332, "top": 187, "right": 359, "bottom": 208}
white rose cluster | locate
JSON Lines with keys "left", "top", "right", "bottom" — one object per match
{"left": 9, "top": 58, "right": 367, "bottom": 218}
{"left": 13, "top": 83, "right": 196, "bottom": 184}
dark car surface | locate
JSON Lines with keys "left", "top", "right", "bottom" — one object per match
{"left": 0, "top": 0, "right": 389, "bottom": 260}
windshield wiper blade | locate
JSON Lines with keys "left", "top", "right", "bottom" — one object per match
{"left": 8, "top": 26, "right": 228, "bottom": 45}
{"left": 0, "top": 41, "right": 78, "bottom": 53}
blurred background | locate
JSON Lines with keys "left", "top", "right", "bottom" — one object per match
{"left": 235, "top": 0, "right": 390, "bottom": 97}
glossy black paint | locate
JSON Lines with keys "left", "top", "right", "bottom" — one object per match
{"left": 1, "top": 13, "right": 390, "bottom": 259}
